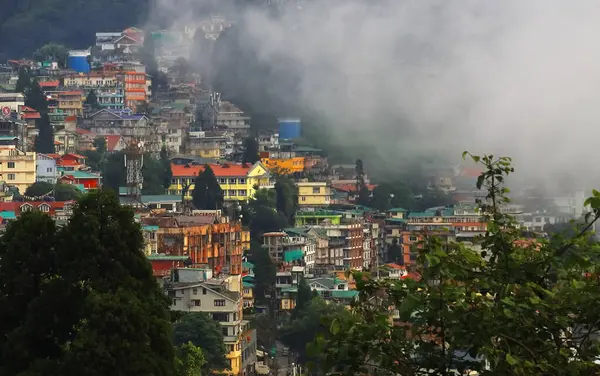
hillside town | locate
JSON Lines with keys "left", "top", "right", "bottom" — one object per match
{"left": 0, "top": 21, "right": 596, "bottom": 376}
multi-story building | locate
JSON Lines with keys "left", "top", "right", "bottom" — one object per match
{"left": 167, "top": 274, "right": 256, "bottom": 375}
{"left": 216, "top": 101, "right": 250, "bottom": 136}
{"left": 63, "top": 72, "right": 125, "bottom": 110}
{"left": 262, "top": 232, "right": 306, "bottom": 266}
{"left": 310, "top": 223, "right": 364, "bottom": 270}
{"left": 296, "top": 180, "right": 331, "bottom": 207}
{"left": 169, "top": 162, "right": 273, "bottom": 201}
{"left": 36, "top": 154, "right": 58, "bottom": 184}
{"left": 0, "top": 93, "right": 25, "bottom": 113}
{"left": 53, "top": 115, "right": 78, "bottom": 154}
{"left": 0, "top": 137, "right": 36, "bottom": 193}
{"left": 56, "top": 90, "right": 84, "bottom": 116}
{"left": 124, "top": 71, "right": 150, "bottom": 111}
{"left": 82, "top": 109, "right": 150, "bottom": 146}
{"left": 141, "top": 214, "right": 249, "bottom": 276}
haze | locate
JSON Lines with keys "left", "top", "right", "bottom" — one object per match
{"left": 151, "top": 0, "right": 600, "bottom": 190}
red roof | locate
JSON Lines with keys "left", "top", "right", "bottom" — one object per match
{"left": 21, "top": 112, "right": 41, "bottom": 120}
{"left": 385, "top": 263, "right": 406, "bottom": 270}
{"left": 76, "top": 128, "right": 94, "bottom": 135}
{"left": 171, "top": 163, "right": 254, "bottom": 178}
{"left": 20, "top": 106, "right": 37, "bottom": 112}
{"left": 39, "top": 81, "right": 59, "bottom": 87}
{"left": 65, "top": 115, "right": 77, "bottom": 122}
{"left": 332, "top": 183, "right": 378, "bottom": 193}
{"left": 54, "top": 140, "right": 63, "bottom": 145}
{"left": 64, "top": 153, "right": 86, "bottom": 160}
{"left": 46, "top": 153, "right": 61, "bottom": 160}
{"left": 0, "top": 201, "right": 75, "bottom": 216}
{"left": 105, "top": 135, "right": 122, "bottom": 152}
{"left": 461, "top": 168, "right": 483, "bottom": 178}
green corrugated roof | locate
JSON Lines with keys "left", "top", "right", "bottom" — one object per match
{"left": 0, "top": 211, "right": 16, "bottom": 219}
{"left": 243, "top": 281, "right": 255, "bottom": 288}
{"left": 331, "top": 290, "right": 359, "bottom": 299}
{"left": 63, "top": 171, "right": 101, "bottom": 179}
{"left": 407, "top": 212, "right": 435, "bottom": 218}
{"left": 281, "top": 287, "right": 298, "bottom": 293}
{"left": 147, "top": 255, "right": 189, "bottom": 261}
{"left": 243, "top": 275, "right": 255, "bottom": 282}
{"left": 142, "top": 225, "right": 159, "bottom": 231}
{"left": 385, "top": 218, "right": 407, "bottom": 224}
{"left": 388, "top": 208, "right": 407, "bottom": 213}
{"left": 283, "top": 227, "right": 309, "bottom": 237}
{"left": 242, "top": 261, "right": 254, "bottom": 270}
{"left": 283, "top": 249, "right": 303, "bottom": 262}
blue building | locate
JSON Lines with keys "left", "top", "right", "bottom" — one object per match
{"left": 278, "top": 118, "right": 301, "bottom": 140}
{"left": 67, "top": 50, "right": 91, "bottom": 73}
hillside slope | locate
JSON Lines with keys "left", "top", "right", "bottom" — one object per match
{"left": 0, "top": 0, "right": 148, "bottom": 60}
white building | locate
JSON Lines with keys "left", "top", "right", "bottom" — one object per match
{"left": 0, "top": 93, "right": 25, "bottom": 114}
{"left": 36, "top": 154, "right": 58, "bottom": 184}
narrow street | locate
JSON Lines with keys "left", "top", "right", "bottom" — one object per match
{"left": 272, "top": 341, "right": 292, "bottom": 376}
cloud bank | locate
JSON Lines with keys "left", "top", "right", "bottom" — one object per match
{"left": 151, "top": 0, "right": 600, "bottom": 190}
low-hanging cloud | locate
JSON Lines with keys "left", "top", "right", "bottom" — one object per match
{"left": 151, "top": 0, "right": 600, "bottom": 190}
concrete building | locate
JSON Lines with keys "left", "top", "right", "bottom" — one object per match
{"left": 296, "top": 180, "right": 331, "bottom": 207}
{"left": 0, "top": 137, "right": 36, "bottom": 194}
{"left": 36, "top": 154, "right": 58, "bottom": 184}
{"left": 0, "top": 93, "right": 25, "bottom": 113}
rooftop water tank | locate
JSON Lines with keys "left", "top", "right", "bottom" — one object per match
{"left": 67, "top": 50, "right": 91, "bottom": 73}
{"left": 278, "top": 118, "right": 301, "bottom": 140}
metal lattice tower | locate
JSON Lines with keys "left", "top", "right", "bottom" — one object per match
{"left": 124, "top": 140, "right": 145, "bottom": 199}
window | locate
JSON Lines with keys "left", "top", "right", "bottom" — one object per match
{"left": 172, "top": 299, "right": 177, "bottom": 306}
{"left": 239, "top": 178, "right": 246, "bottom": 184}
{"left": 228, "top": 178, "right": 236, "bottom": 184}
{"left": 212, "top": 312, "right": 229, "bottom": 321}
{"left": 214, "top": 299, "right": 226, "bottom": 307}
{"left": 7, "top": 162, "right": 14, "bottom": 168}
{"left": 409, "top": 236, "right": 417, "bottom": 242}
{"left": 219, "top": 178, "right": 227, "bottom": 184}
{"left": 7, "top": 173, "right": 15, "bottom": 181}
{"left": 301, "top": 196, "right": 306, "bottom": 202}
{"left": 192, "top": 299, "right": 201, "bottom": 307}
{"left": 39, "top": 205, "right": 50, "bottom": 212}
{"left": 46, "top": 167, "right": 53, "bottom": 173}
{"left": 228, "top": 190, "right": 236, "bottom": 196}
{"left": 192, "top": 288, "right": 197, "bottom": 295}
{"left": 313, "top": 187, "right": 320, "bottom": 194}
{"left": 238, "top": 190, "right": 246, "bottom": 196}
{"left": 222, "top": 327, "right": 229, "bottom": 336}
{"left": 202, "top": 288, "right": 207, "bottom": 295}
{"left": 535, "top": 217, "right": 542, "bottom": 222}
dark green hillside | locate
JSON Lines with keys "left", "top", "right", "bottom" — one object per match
{"left": 0, "top": 0, "right": 148, "bottom": 60}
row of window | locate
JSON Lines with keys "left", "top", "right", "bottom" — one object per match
{"left": 172, "top": 177, "right": 248, "bottom": 185}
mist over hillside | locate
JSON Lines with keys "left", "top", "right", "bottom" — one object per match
{"left": 150, "top": 0, "right": 600, "bottom": 191}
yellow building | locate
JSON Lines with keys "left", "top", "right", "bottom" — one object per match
{"left": 260, "top": 156, "right": 305, "bottom": 175}
{"left": 0, "top": 139, "right": 36, "bottom": 194}
{"left": 242, "top": 281, "right": 254, "bottom": 309}
{"left": 170, "top": 162, "right": 273, "bottom": 201}
{"left": 57, "top": 91, "right": 84, "bottom": 116}
{"left": 296, "top": 181, "right": 331, "bottom": 207}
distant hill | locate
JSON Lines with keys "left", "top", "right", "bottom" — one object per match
{"left": 0, "top": 0, "right": 149, "bottom": 60}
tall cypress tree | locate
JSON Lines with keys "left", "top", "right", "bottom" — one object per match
{"left": 26, "top": 80, "right": 54, "bottom": 153}
{"left": 192, "top": 165, "right": 223, "bottom": 210}
{"left": 14, "top": 67, "right": 31, "bottom": 94}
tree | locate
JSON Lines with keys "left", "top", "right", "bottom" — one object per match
{"left": 175, "top": 342, "right": 206, "bottom": 376}
{"left": 249, "top": 242, "right": 276, "bottom": 305}
{"left": 317, "top": 153, "right": 600, "bottom": 375}
{"left": 33, "top": 43, "right": 69, "bottom": 66}
{"left": 25, "top": 79, "right": 48, "bottom": 113}
{"left": 252, "top": 313, "right": 278, "bottom": 349}
{"left": 275, "top": 176, "right": 297, "bottom": 223}
{"left": 386, "top": 237, "right": 403, "bottom": 264}
{"left": 192, "top": 165, "right": 223, "bottom": 210}
{"left": 160, "top": 147, "right": 173, "bottom": 191}
{"left": 369, "top": 182, "right": 416, "bottom": 211}
{"left": 355, "top": 158, "right": 370, "bottom": 206}
{"left": 35, "top": 112, "right": 55, "bottom": 154}
{"left": 0, "top": 191, "right": 176, "bottom": 375}
{"left": 57, "top": 190, "right": 176, "bottom": 375}
{"left": 293, "top": 277, "right": 312, "bottom": 318}
{"left": 173, "top": 313, "right": 228, "bottom": 372}
{"left": 14, "top": 66, "right": 31, "bottom": 94}
{"left": 54, "top": 183, "right": 82, "bottom": 201}
{"left": 94, "top": 136, "right": 107, "bottom": 154}
{"left": 242, "top": 137, "right": 259, "bottom": 164}
{"left": 85, "top": 89, "right": 99, "bottom": 109}
{"left": 24, "top": 181, "right": 54, "bottom": 197}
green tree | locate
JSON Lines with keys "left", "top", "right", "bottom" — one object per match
{"left": 34, "top": 112, "right": 55, "bottom": 154}
{"left": 142, "top": 153, "right": 170, "bottom": 195}
{"left": 293, "top": 277, "right": 312, "bottom": 318}
{"left": 85, "top": 89, "right": 99, "bottom": 109}
{"left": 369, "top": 181, "right": 416, "bottom": 211}
{"left": 14, "top": 66, "right": 31, "bottom": 94}
{"left": 173, "top": 313, "right": 228, "bottom": 372}
{"left": 317, "top": 153, "right": 600, "bottom": 375}
{"left": 175, "top": 342, "right": 206, "bottom": 376}
{"left": 242, "top": 137, "right": 259, "bottom": 164}
{"left": 386, "top": 237, "right": 402, "bottom": 264}
{"left": 243, "top": 188, "right": 288, "bottom": 237}
{"left": 24, "top": 181, "right": 54, "bottom": 197}
{"left": 252, "top": 313, "right": 277, "bottom": 349}
{"left": 54, "top": 183, "right": 82, "bottom": 201}
{"left": 0, "top": 191, "right": 176, "bottom": 375}
{"left": 192, "top": 165, "right": 223, "bottom": 210}
{"left": 249, "top": 242, "right": 276, "bottom": 305}
{"left": 355, "top": 158, "right": 370, "bottom": 206}
{"left": 102, "top": 151, "right": 126, "bottom": 191}
{"left": 275, "top": 176, "right": 297, "bottom": 223}
{"left": 25, "top": 79, "right": 48, "bottom": 113}
{"left": 160, "top": 146, "right": 173, "bottom": 191}
{"left": 33, "top": 43, "right": 69, "bottom": 66}
{"left": 94, "top": 136, "right": 107, "bottom": 154}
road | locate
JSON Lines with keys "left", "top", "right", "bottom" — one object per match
{"left": 272, "top": 341, "right": 293, "bottom": 376}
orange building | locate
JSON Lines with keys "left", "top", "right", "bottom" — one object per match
{"left": 124, "top": 71, "right": 149, "bottom": 111}
{"left": 259, "top": 154, "right": 305, "bottom": 175}
{"left": 141, "top": 215, "right": 249, "bottom": 276}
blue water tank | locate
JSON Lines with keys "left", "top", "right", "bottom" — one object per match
{"left": 68, "top": 50, "right": 90, "bottom": 73}
{"left": 278, "top": 118, "right": 301, "bottom": 140}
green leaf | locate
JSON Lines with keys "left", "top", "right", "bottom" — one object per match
{"left": 503, "top": 308, "right": 514, "bottom": 318}
{"left": 506, "top": 353, "right": 518, "bottom": 365}
{"left": 476, "top": 175, "right": 485, "bottom": 189}
{"left": 330, "top": 319, "right": 340, "bottom": 335}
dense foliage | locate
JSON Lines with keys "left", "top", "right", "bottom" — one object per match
{"left": 316, "top": 154, "right": 600, "bottom": 375}
{"left": 173, "top": 312, "right": 228, "bottom": 372}
{"left": 0, "top": 190, "right": 175, "bottom": 375}
{"left": 192, "top": 165, "right": 224, "bottom": 210}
